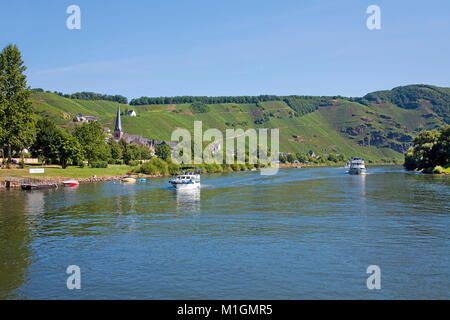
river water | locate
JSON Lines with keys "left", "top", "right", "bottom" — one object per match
{"left": 0, "top": 166, "right": 448, "bottom": 299}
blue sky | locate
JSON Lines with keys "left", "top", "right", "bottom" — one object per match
{"left": 1, "top": 0, "right": 449, "bottom": 99}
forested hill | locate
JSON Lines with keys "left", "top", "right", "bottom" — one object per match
{"left": 31, "top": 84, "right": 450, "bottom": 163}
{"left": 364, "top": 85, "right": 450, "bottom": 123}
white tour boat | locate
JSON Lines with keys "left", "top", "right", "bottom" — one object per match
{"left": 169, "top": 167, "right": 201, "bottom": 189}
{"left": 348, "top": 157, "right": 367, "bottom": 175}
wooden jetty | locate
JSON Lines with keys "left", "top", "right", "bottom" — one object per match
{"left": 21, "top": 182, "right": 58, "bottom": 190}
{"left": 2, "top": 176, "right": 59, "bottom": 190}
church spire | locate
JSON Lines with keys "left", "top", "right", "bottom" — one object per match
{"left": 115, "top": 104, "right": 122, "bottom": 131}
{"left": 114, "top": 104, "right": 123, "bottom": 140}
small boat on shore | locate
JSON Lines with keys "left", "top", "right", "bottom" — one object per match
{"left": 169, "top": 167, "right": 201, "bottom": 189}
{"left": 120, "top": 177, "right": 136, "bottom": 183}
{"left": 21, "top": 182, "right": 58, "bottom": 190}
{"left": 348, "top": 157, "right": 367, "bottom": 175}
{"left": 62, "top": 180, "right": 79, "bottom": 187}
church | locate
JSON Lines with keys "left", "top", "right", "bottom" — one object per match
{"left": 112, "top": 105, "right": 175, "bottom": 153}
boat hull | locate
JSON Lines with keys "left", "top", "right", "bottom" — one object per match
{"left": 63, "top": 180, "right": 79, "bottom": 187}
{"left": 348, "top": 168, "right": 367, "bottom": 175}
{"left": 170, "top": 182, "right": 200, "bottom": 189}
{"left": 121, "top": 178, "right": 136, "bottom": 183}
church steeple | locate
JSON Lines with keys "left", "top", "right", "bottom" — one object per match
{"left": 114, "top": 104, "right": 123, "bottom": 140}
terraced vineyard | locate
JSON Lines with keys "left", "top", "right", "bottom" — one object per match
{"left": 31, "top": 84, "right": 449, "bottom": 163}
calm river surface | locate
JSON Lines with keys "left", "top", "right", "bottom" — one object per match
{"left": 0, "top": 166, "right": 449, "bottom": 299}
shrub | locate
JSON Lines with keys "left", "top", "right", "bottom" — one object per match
{"left": 168, "top": 162, "right": 180, "bottom": 175}
{"left": 423, "top": 167, "right": 433, "bottom": 174}
{"left": 432, "top": 165, "right": 443, "bottom": 174}
{"left": 221, "top": 164, "right": 232, "bottom": 172}
{"left": 212, "top": 163, "right": 223, "bottom": 173}
{"left": 91, "top": 161, "right": 108, "bottom": 168}
{"left": 127, "top": 167, "right": 140, "bottom": 175}
{"left": 128, "top": 160, "right": 139, "bottom": 167}
{"left": 230, "top": 163, "right": 241, "bottom": 171}
{"left": 140, "top": 162, "right": 154, "bottom": 174}
{"left": 152, "top": 158, "right": 169, "bottom": 175}
{"left": 140, "top": 158, "right": 168, "bottom": 175}
{"left": 18, "top": 160, "right": 25, "bottom": 168}
{"left": 204, "top": 163, "right": 222, "bottom": 173}
{"left": 190, "top": 101, "right": 210, "bottom": 114}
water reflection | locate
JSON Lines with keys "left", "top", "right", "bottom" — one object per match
{"left": 62, "top": 185, "right": 79, "bottom": 192}
{"left": 174, "top": 187, "right": 201, "bottom": 215}
{"left": 24, "top": 191, "right": 45, "bottom": 216}
{"left": 1, "top": 166, "right": 449, "bottom": 299}
{"left": 0, "top": 191, "right": 31, "bottom": 299}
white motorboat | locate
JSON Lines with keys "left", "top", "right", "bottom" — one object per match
{"left": 348, "top": 157, "right": 367, "bottom": 175}
{"left": 169, "top": 167, "right": 201, "bottom": 189}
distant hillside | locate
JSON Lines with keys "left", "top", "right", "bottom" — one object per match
{"left": 30, "top": 84, "right": 450, "bottom": 163}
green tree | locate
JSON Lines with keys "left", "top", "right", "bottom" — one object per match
{"left": 435, "top": 125, "right": 450, "bottom": 166}
{"left": 190, "top": 101, "right": 210, "bottom": 114}
{"left": 296, "top": 153, "right": 308, "bottom": 163}
{"left": 123, "top": 143, "right": 140, "bottom": 164}
{"left": 404, "top": 147, "right": 417, "bottom": 170}
{"left": 30, "top": 117, "right": 62, "bottom": 164}
{"left": 155, "top": 143, "right": 171, "bottom": 161}
{"left": 74, "top": 121, "right": 109, "bottom": 164}
{"left": 328, "top": 153, "right": 338, "bottom": 163}
{"left": 413, "top": 129, "right": 440, "bottom": 146}
{"left": 108, "top": 138, "right": 122, "bottom": 160}
{"left": 139, "top": 144, "right": 152, "bottom": 160}
{"left": 287, "top": 153, "right": 297, "bottom": 163}
{"left": 0, "top": 44, "right": 35, "bottom": 162}
{"left": 58, "top": 134, "right": 84, "bottom": 168}
{"left": 404, "top": 126, "right": 449, "bottom": 171}
{"left": 118, "top": 138, "right": 128, "bottom": 157}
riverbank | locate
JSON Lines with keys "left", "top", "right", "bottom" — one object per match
{"left": 0, "top": 163, "right": 303, "bottom": 188}
{"left": 0, "top": 165, "right": 152, "bottom": 188}
{"left": 2, "top": 162, "right": 447, "bottom": 189}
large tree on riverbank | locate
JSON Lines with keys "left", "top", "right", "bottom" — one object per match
{"left": 73, "top": 121, "right": 109, "bottom": 164}
{"left": 404, "top": 125, "right": 450, "bottom": 172}
{"left": 0, "top": 44, "right": 35, "bottom": 162}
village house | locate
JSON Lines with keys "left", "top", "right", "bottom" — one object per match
{"left": 75, "top": 113, "right": 99, "bottom": 122}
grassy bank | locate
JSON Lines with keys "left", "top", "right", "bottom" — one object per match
{"left": 0, "top": 165, "right": 132, "bottom": 179}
